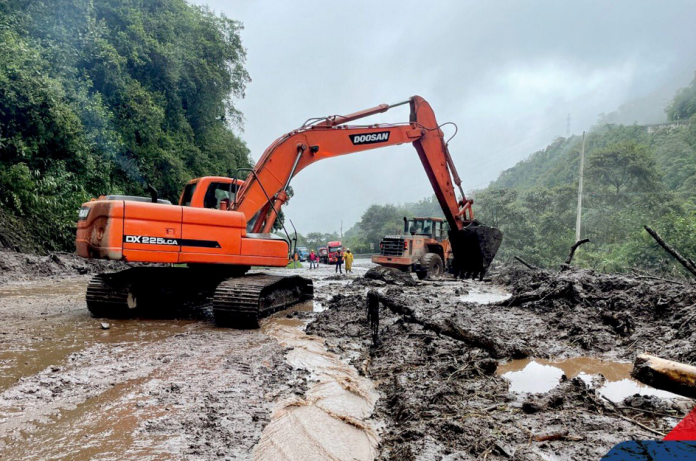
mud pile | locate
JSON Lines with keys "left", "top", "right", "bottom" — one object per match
{"left": 307, "top": 267, "right": 696, "bottom": 460}
{"left": 0, "top": 250, "right": 128, "bottom": 284}
{"left": 360, "top": 266, "right": 417, "bottom": 286}
{"left": 495, "top": 266, "right": 696, "bottom": 363}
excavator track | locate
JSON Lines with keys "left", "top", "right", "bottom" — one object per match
{"left": 86, "top": 273, "right": 134, "bottom": 318}
{"left": 213, "top": 274, "right": 313, "bottom": 328}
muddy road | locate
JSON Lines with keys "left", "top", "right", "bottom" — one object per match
{"left": 0, "top": 252, "right": 694, "bottom": 460}
{"left": 0, "top": 256, "right": 377, "bottom": 460}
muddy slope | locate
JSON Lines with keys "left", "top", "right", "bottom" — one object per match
{"left": 0, "top": 249, "right": 128, "bottom": 285}
{"left": 308, "top": 267, "right": 696, "bottom": 460}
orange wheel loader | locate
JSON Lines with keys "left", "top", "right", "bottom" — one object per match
{"left": 76, "top": 96, "right": 502, "bottom": 327}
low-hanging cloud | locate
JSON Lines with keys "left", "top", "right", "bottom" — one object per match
{"left": 192, "top": 0, "right": 696, "bottom": 234}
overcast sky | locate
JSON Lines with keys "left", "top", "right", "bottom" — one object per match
{"left": 192, "top": 0, "right": 696, "bottom": 235}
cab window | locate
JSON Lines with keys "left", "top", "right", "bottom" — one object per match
{"left": 203, "top": 182, "right": 238, "bottom": 209}
{"left": 181, "top": 183, "right": 197, "bottom": 206}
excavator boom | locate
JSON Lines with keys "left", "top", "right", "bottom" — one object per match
{"left": 233, "top": 95, "right": 502, "bottom": 276}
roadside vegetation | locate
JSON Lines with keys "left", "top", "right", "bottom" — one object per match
{"left": 0, "top": 0, "right": 251, "bottom": 251}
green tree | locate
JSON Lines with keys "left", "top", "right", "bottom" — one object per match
{"left": 587, "top": 141, "right": 658, "bottom": 196}
{"left": 0, "top": 0, "right": 252, "bottom": 251}
{"left": 666, "top": 72, "right": 696, "bottom": 121}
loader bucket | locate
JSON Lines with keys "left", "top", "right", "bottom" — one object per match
{"left": 448, "top": 225, "right": 503, "bottom": 280}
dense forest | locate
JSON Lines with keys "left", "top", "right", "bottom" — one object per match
{"left": 339, "top": 73, "right": 696, "bottom": 276}
{"left": 0, "top": 0, "right": 251, "bottom": 252}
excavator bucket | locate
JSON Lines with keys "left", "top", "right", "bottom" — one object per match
{"left": 448, "top": 225, "right": 503, "bottom": 280}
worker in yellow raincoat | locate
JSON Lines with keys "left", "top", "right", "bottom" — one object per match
{"left": 344, "top": 249, "right": 354, "bottom": 273}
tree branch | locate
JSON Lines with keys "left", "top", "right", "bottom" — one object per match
{"left": 644, "top": 225, "right": 696, "bottom": 278}
{"left": 564, "top": 239, "right": 590, "bottom": 266}
{"left": 514, "top": 256, "right": 538, "bottom": 270}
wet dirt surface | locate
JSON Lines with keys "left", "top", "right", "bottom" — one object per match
{"left": 2, "top": 251, "right": 696, "bottom": 460}
{"left": 0, "top": 269, "right": 309, "bottom": 459}
{"left": 254, "top": 301, "right": 379, "bottom": 461}
{"left": 307, "top": 265, "right": 696, "bottom": 460}
{"left": 0, "top": 253, "right": 376, "bottom": 460}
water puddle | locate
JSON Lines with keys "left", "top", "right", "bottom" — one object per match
{"left": 254, "top": 301, "right": 379, "bottom": 460}
{"left": 0, "top": 317, "right": 196, "bottom": 393}
{"left": 498, "top": 357, "right": 684, "bottom": 402}
{"left": 0, "top": 282, "right": 86, "bottom": 298}
{"left": 0, "top": 374, "right": 173, "bottom": 460}
{"left": 460, "top": 287, "right": 511, "bottom": 304}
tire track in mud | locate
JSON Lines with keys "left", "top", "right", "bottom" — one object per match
{"left": 0, "top": 324, "right": 300, "bottom": 460}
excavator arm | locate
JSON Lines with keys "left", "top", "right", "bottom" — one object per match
{"left": 233, "top": 95, "right": 502, "bottom": 277}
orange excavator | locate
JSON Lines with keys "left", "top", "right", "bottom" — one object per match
{"left": 76, "top": 96, "right": 502, "bottom": 327}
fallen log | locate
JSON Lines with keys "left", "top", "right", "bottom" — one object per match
{"left": 632, "top": 354, "right": 696, "bottom": 399}
{"left": 514, "top": 256, "right": 538, "bottom": 270}
{"left": 644, "top": 226, "right": 696, "bottom": 278}
{"left": 369, "top": 291, "right": 526, "bottom": 359}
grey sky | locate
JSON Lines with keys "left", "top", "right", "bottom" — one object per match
{"left": 193, "top": 0, "right": 696, "bottom": 234}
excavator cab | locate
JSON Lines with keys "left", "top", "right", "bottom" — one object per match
{"left": 180, "top": 177, "right": 241, "bottom": 209}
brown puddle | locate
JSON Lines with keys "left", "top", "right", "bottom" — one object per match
{"left": 0, "top": 282, "right": 87, "bottom": 298}
{"left": 254, "top": 301, "right": 379, "bottom": 460}
{"left": 0, "top": 374, "right": 173, "bottom": 460}
{"left": 0, "top": 317, "right": 196, "bottom": 393}
{"left": 497, "top": 357, "right": 684, "bottom": 402}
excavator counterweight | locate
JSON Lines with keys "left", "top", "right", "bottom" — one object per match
{"left": 76, "top": 96, "right": 502, "bottom": 327}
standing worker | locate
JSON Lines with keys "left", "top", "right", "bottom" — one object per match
{"left": 309, "top": 250, "right": 317, "bottom": 269}
{"left": 344, "top": 248, "right": 354, "bottom": 273}
{"left": 335, "top": 249, "right": 344, "bottom": 274}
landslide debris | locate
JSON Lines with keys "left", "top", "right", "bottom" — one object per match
{"left": 361, "top": 266, "right": 418, "bottom": 286}
{"left": 495, "top": 266, "right": 696, "bottom": 363}
{"left": 0, "top": 249, "right": 127, "bottom": 285}
{"left": 307, "top": 266, "right": 696, "bottom": 460}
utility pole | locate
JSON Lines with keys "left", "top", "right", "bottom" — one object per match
{"left": 575, "top": 131, "right": 586, "bottom": 242}
{"left": 340, "top": 220, "right": 343, "bottom": 239}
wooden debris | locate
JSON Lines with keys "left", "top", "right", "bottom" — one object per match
{"left": 366, "top": 290, "right": 380, "bottom": 347}
{"left": 644, "top": 225, "right": 696, "bottom": 278}
{"left": 632, "top": 353, "right": 696, "bottom": 399}
{"left": 514, "top": 256, "right": 538, "bottom": 270}
{"left": 563, "top": 238, "right": 590, "bottom": 268}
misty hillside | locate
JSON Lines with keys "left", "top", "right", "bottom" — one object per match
{"left": 341, "top": 73, "right": 696, "bottom": 276}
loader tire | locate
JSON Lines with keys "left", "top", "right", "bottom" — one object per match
{"left": 417, "top": 253, "right": 444, "bottom": 280}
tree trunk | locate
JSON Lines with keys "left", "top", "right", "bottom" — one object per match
{"left": 644, "top": 226, "right": 696, "bottom": 278}
{"left": 632, "top": 354, "right": 696, "bottom": 399}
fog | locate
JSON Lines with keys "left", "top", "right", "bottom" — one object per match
{"left": 192, "top": 0, "right": 696, "bottom": 234}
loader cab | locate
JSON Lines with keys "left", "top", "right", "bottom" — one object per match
{"left": 179, "top": 177, "right": 244, "bottom": 210}
{"left": 404, "top": 217, "right": 447, "bottom": 241}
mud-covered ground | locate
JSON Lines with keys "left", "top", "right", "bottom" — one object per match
{"left": 307, "top": 265, "right": 696, "bottom": 460}
{"left": 0, "top": 251, "right": 378, "bottom": 460}
{"left": 0, "top": 252, "right": 337, "bottom": 460}
{"left": 2, "top": 250, "right": 695, "bottom": 460}
{"left": 0, "top": 249, "right": 128, "bottom": 284}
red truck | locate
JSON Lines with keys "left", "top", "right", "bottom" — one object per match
{"left": 317, "top": 246, "right": 329, "bottom": 264}
{"left": 327, "top": 241, "right": 343, "bottom": 264}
